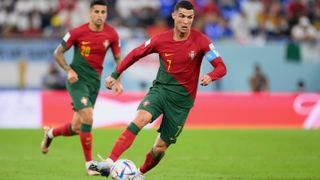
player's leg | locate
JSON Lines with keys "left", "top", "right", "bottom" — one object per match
{"left": 77, "top": 107, "right": 101, "bottom": 175}
{"left": 137, "top": 103, "right": 190, "bottom": 177}
{"left": 109, "top": 110, "right": 153, "bottom": 162}
{"left": 96, "top": 110, "right": 153, "bottom": 176}
{"left": 77, "top": 107, "right": 94, "bottom": 162}
{"left": 108, "top": 88, "right": 164, "bottom": 162}
{"left": 40, "top": 78, "right": 85, "bottom": 154}
{"left": 138, "top": 135, "right": 168, "bottom": 178}
{"left": 98, "top": 89, "right": 164, "bottom": 175}
{"left": 65, "top": 78, "right": 100, "bottom": 175}
{"left": 52, "top": 112, "right": 80, "bottom": 136}
{"left": 40, "top": 112, "right": 79, "bottom": 154}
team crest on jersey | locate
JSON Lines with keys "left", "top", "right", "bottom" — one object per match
{"left": 103, "top": 40, "right": 110, "bottom": 49}
{"left": 143, "top": 100, "right": 150, "bottom": 107}
{"left": 80, "top": 97, "right": 88, "bottom": 106}
{"left": 189, "top": 50, "right": 196, "bottom": 60}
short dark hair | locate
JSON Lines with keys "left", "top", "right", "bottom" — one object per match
{"left": 90, "top": 0, "right": 108, "bottom": 8}
{"left": 174, "top": 1, "right": 194, "bottom": 11}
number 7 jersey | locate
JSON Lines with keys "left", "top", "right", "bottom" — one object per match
{"left": 115, "top": 29, "right": 226, "bottom": 108}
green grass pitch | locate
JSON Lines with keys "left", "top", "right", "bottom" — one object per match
{"left": 0, "top": 129, "right": 320, "bottom": 180}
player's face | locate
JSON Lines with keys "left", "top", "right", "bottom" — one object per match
{"left": 172, "top": 8, "right": 194, "bottom": 33}
{"left": 90, "top": 5, "right": 107, "bottom": 27}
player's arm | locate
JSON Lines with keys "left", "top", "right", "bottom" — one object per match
{"left": 112, "top": 53, "right": 121, "bottom": 80}
{"left": 53, "top": 44, "right": 78, "bottom": 84}
{"left": 113, "top": 54, "right": 121, "bottom": 66}
{"left": 105, "top": 38, "right": 155, "bottom": 89}
{"left": 107, "top": 31, "right": 124, "bottom": 94}
{"left": 109, "top": 33, "right": 123, "bottom": 94}
{"left": 111, "top": 53, "right": 124, "bottom": 95}
{"left": 200, "top": 46, "right": 227, "bottom": 86}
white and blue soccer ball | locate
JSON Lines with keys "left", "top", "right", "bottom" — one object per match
{"left": 110, "top": 159, "right": 137, "bottom": 180}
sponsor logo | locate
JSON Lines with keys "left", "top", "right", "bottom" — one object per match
{"left": 294, "top": 94, "right": 320, "bottom": 129}
{"left": 164, "top": 53, "right": 174, "bottom": 57}
{"left": 85, "top": 137, "right": 92, "bottom": 145}
{"left": 80, "top": 97, "right": 88, "bottom": 106}
{"left": 81, "top": 41, "right": 91, "bottom": 45}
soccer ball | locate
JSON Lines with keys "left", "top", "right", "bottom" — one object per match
{"left": 110, "top": 159, "right": 137, "bottom": 180}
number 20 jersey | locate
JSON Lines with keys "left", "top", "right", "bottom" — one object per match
{"left": 62, "top": 23, "right": 120, "bottom": 84}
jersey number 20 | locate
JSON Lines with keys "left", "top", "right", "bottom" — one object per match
{"left": 81, "top": 46, "right": 91, "bottom": 57}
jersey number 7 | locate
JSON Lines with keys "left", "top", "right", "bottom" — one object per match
{"left": 166, "top": 59, "right": 172, "bottom": 71}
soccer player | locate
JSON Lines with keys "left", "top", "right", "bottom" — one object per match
{"left": 40, "top": 0, "right": 122, "bottom": 176}
{"left": 100, "top": 1, "right": 227, "bottom": 179}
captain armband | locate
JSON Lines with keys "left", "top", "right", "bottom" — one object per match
{"left": 205, "top": 49, "right": 221, "bottom": 63}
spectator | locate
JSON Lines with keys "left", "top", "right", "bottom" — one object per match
{"left": 287, "top": 0, "right": 307, "bottom": 34}
{"left": 256, "top": 0, "right": 287, "bottom": 40}
{"left": 203, "top": 12, "right": 231, "bottom": 40}
{"left": 249, "top": 64, "right": 269, "bottom": 92}
{"left": 309, "top": 1, "right": 320, "bottom": 31}
{"left": 291, "top": 16, "right": 317, "bottom": 43}
{"left": 147, "top": 18, "right": 169, "bottom": 37}
{"left": 296, "top": 79, "right": 305, "bottom": 92}
{"left": 241, "top": 0, "right": 263, "bottom": 35}
{"left": 229, "top": 10, "right": 252, "bottom": 44}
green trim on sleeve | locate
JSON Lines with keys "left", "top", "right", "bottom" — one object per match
{"left": 111, "top": 71, "right": 120, "bottom": 79}
{"left": 61, "top": 41, "right": 67, "bottom": 49}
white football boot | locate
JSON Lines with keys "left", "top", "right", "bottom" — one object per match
{"left": 136, "top": 168, "right": 145, "bottom": 180}
{"left": 96, "top": 155, "right": 114, "bottom": 177}
{"left": 40, "top": 127, "right": 53, "bottom": 154}
{"left": 86, "top": 161, "right": 101, "bottom": 176}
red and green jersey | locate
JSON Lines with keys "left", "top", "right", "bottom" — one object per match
{"left": 113, "top": 29, "right": 226, "bottom": 108}
{"left": 62, "top": 23, "right": 120, "bottom": 84}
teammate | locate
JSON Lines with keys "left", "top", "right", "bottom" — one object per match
{"left": 97, "top": 1, "right": 227, "bottom": 179}
{"left": 40, "top": 0, "right": 122, "bottom": 176}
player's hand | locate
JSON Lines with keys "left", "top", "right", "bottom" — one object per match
{"left": 200, "top": 74, "right": 213, "bottom": 86}
{"left": 67, "top": 68, "right": 78, "bottom": 84}
{"left": 113, "top": 81, "right": 123, "bottom": 95}
{"left": 105, "top": 75, "right": 116, "bottom": 90}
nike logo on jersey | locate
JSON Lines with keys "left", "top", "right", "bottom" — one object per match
{"left": 164, "top": 53, "right": 173, "bottom": 57}
{"left": 81, "top": 41, "right": 91, "bottom": 45}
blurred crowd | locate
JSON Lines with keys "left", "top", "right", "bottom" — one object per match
{"left": 0, "top": 0, "right": 320, "bottom": 44}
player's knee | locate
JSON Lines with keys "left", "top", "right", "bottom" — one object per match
{"left": 79, "top": 109, "right": 93, "bottom": 124}
{"left": 80, "top": 114, "right": 93, "bottom": 124}
{"left": 153, "top": 143, "right": 168, "bottom": 154}
{"left": 133, "top": 111, "right": 152, "bottom": 129}
{"left": 71, "top": 124, "right": 80, "bottom": 133}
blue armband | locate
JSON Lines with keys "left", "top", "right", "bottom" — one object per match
{"left": 205, "top": 50, "right": 220, "bottom": 62}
